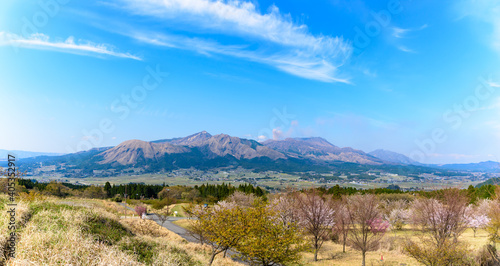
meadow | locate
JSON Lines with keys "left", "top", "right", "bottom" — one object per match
{"left": 0, "top": 195, "right": 240, "bottom": 266}
{"left": 29, "top": 171, "right": 482, "bottom": 192}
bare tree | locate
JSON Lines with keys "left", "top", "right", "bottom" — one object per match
{"left": 155, "top": 206, "right": 172, "bottom": 227}
{"left": 184, "top": 204, "right": 207, "bottom": 244}
{"left": 333, "top": 198, "right": 350, "bottom": 253}
{"left": 296, "top": 190, "right": 335, "bottom": 262}
{"left": 410, "top": 189, "right": 469, "bottom": 246}
{"left": 346, "top": 194, "right": 388, "bottom": 266}
{"left": 404, "top": 189, "right": 471, "bottom": 265}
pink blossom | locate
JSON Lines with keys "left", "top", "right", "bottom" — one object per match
{"left": 368, "top": 218, "right": 390, "bottom": 234}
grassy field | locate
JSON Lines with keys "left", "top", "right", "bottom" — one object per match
{"left": 173, "top": 217, "right": 491, "bottom": 266}
{"left": 1, "top": 194, "right": 494, "bottom": 265}
{"left": 29, "top": 172, "right": 482, "bottom": 191}
{"left": 170, "top": 203, "right": 189, "bottom": 217}
{"left": 0, "top": 196, "right": 240, "bottom": 266}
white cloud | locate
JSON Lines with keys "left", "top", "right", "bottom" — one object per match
{"left": 0, "top": 32, "right": 141, "bottom": 60}
{"left": 272, "top": 128, "right": 283, "bottom": 140}
{"left": 392, "top": 27, "right": 410, "bottom": 39}
{"left": 257, "top": 135, "right": 267, "bottom": 141}
{"left": 397, "top": 45, "right": 416, "bottom": 53}
{"left": 457, "top": 0, "right": 500, "bottom": 53}
{"left": 391, "top": 24, "right": 427, "bottom": 53}
{"left": 489, "top": 80, "right": 500, "bottom": 88}
{"left": 392, "top": 24, "right": 428, "bottom": 39}
{"left": 361, "top": 68, "right": 377, "bottom": 78}
{"left": 113, "top": 0, "right": 351, "bottom": 82}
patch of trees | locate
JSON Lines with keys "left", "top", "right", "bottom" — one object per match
{"left": 185, "top": 197, "right": 307, "bottom": 265}
{"left": 185, "top": 189, "right": 393, "bottom": 265}
{"left": 194, "top": 183, "right": 265, "bottom": 202}
{"left": 17, "top": 178, "right": 88, "bottom": 191}
{"left": 183, "top": 186, "right": 500, "bottom": 265}
{"left": 104, "top": 183, "right": 165, "bottom": 199}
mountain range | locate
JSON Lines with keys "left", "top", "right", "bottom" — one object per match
{"left": 97, "top": 132, "right": 385, "bottom": 167}
{"left": 368, "top": 149, "right": 421, "bottom": 165}
{"left": 0, "top": 149, "right": 65, "bottom": 161}
{"left": 6, "top": 131, "right": 500, "bottom": 173}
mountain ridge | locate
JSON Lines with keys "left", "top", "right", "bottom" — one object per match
{"left": 263, "top": 137, "right": 383, "bottom": 165}
{"left": 368, "top": 149, "right": 420, "bottom": 165}
{"left": 11, "top": 131, "right": 500, "bottom": 174}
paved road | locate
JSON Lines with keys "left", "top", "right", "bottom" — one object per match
{"left": 147, "top": 214, "right": 199, "bottom": 243}
{"left": 118, "top": 203, "right": 198, "bottom": 243}
{"left": 118, "top": 203, "right": 243, "bottom": 263}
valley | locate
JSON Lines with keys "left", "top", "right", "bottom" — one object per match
{"left": 28, "top": 167, "right": 487, "bottom": 192}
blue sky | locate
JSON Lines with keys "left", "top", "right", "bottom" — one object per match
{"left": 1, "top": 0, "right": 500, "bottom": 164}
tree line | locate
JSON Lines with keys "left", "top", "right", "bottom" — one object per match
{"left": 184, "top": 187, "right": 500, "bottom": 266}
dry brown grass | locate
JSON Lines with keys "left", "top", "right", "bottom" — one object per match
{"left": 298, "top": 225, "right": 492, "bottom": 266}
{"left": 120, "top": 218, "right": 242, "bottom": 265}
{"left": 1, "top": 197, "right": 242, "bottom": 266}
{"left": 121, "top": 218, "right": 183, "bottom": 240}
{"left": 12, "top": 197, "right": 496, "bottom": 265}
{"left": 7, "top": 206, "right": 141, "bottom": 266}
{"left": 0, "top": 199, "right": 30, "bottom": 264}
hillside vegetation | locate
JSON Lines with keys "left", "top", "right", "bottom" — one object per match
{"left": 0, "top": 195, "right": 240, "bottom": 266}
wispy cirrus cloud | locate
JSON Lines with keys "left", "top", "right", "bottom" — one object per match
{"left": 397, "top": 45, "right": 416, "bottom": 53}
{"left": 0, "top": 31, "right": 141, "bottom": 60}
{"left": 111, "top": 0, "right": 352, "bottom": 82}
{"left": 457, "top": 0, "right": 500, "bottom": 53}
{"left": 392, "top": 24, "right": 428, "bottom": 39}
{"left": 391, "top": 24, "right": 427, "bottom": 53}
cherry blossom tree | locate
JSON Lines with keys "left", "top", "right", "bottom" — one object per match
{"left": 134, "top": 205, "right": 147, "bottom": 218}
{"left": 333, "top": 199, "right": 350, "bottom": 253}
{"left": 409, "top": 191, "right": 468, "bottom": 245}
{"left": 270, "top": 193, "right": 300, "bottom": 227}
{"left": 404, "top": 189, "right": 471, "bottom": 265}
{"left": 467, "top": 214, "right": 490, "bottom": 237}
{"left": 346, "top": 194, "right": 387, "bottom": 266}
{"left": 385, "top": 208, "right": 410, "bottom": 234}
{"left": 296, "top": 190, "right": 335, "bottom": 262}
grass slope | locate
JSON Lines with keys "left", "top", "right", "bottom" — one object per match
{"left": 1, "top": 197, "right": 240, "bottom": 266}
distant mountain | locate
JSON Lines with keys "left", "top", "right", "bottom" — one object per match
{"left": 99, "top": 140, "right": 190, "bottom": 165}
{"left": 263, "top": 137, "right": 383, "bottom": 165}
{"left": 17, "top": 132, "right": 476, "bottom": 176}
{"left": 98, "top": 132, "right": 285, "bottom": 166}
{"left": 435, "top": 161, "right": 500, "bottom": 172}
{"left": 152, "top": 131, "right": 213, "bottom": 146}
{"left": 368, "top": 149, "right": 421, "bottom": 165}
{"left": 0, "top": 149, "right": 65, "bottom": 161}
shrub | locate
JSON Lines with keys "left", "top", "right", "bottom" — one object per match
{"left": 119, "top": 238, "right": 157, "bottom": 264}
{"left": 404, "top": 238, "right": 473, "bottom": 265}
{"left": 151, "top": 197, "right": 176, "bottom": 210}
{"left": 82, "top": 211, "right": 133, "bottom": 245}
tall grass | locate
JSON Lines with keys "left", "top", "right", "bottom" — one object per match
{"left": 0, "top": 197, "right": 30, "bottom": 265}
{"left": 2, "top": 198, "right": 240, "bottom": 266}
